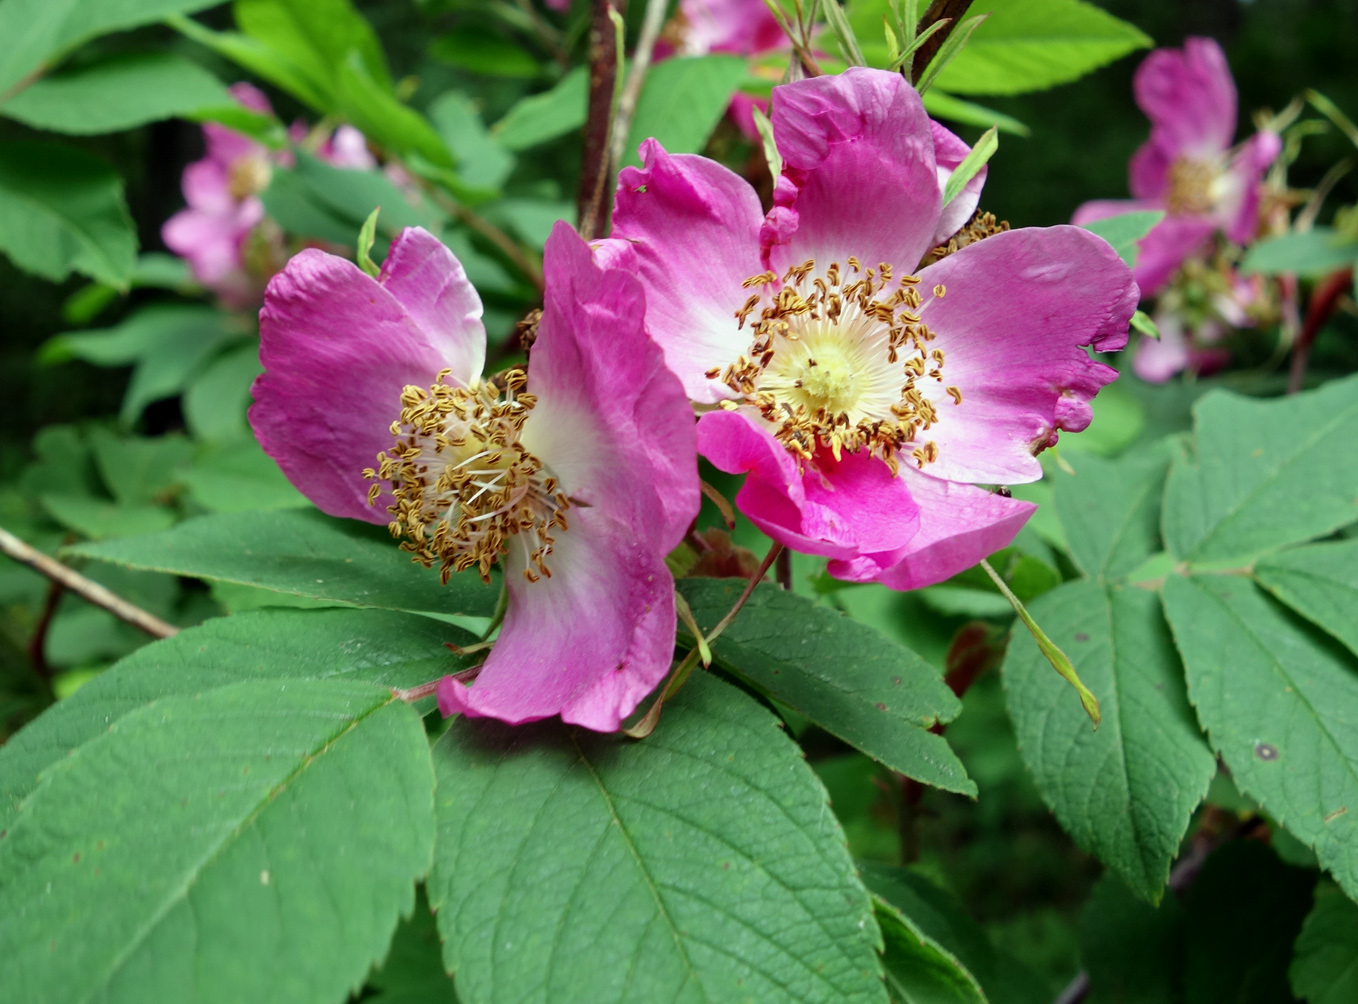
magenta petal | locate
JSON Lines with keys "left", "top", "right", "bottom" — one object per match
{"left": 829, "top": 470, "right": 1035, "bottom": 590}
{"left": 1071, "top": 197, "right": 1162, "bottom": 227}
{"left": 679, "top": 0, "right": 788, "bottom": 55}
{"left": 1134, "top": 37, "right": 1237, "bottom": 159}
{"left": 522, "top": 222, "right": 700, "bottom": 551}
{"left": 1133, "top": 214, "right": 1218, "bottom": 296}
{"left": 611, "top": 139, "right": 765, "bottom": 402}
{"left": 1128, "top": 139, "right": 1172, "bottom": 201}
{"left": 251, "top": 237, "right": 483, "bottom": 522}
{"left": 697, "top": 410, "right": 920, "bottom": 560}
{"left": 766, "top": 67, "right": 941, "bottom": 275}
{"left": 930, "top": 120, "right": 986, "bottom": 247}
{"left": 438, "top": 509, "right": 676, "bottom": 731}
{"left": 1133, "top": 312, "right": 1190, "bottom": 383}
{"left": 180, "top": 159, "right": 235, "bottom": 214}
{"left": 1216, "top": 130, "right": 1282, "bottom": 244}
{"left": 910, "top": 226, "right": 1137, "bottom": 485}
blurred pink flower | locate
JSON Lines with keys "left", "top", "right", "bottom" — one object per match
{"left": 604, "top": 68, "right": 1137, "bottom": 589}
{"left": 251, "top": 225, "right": 699, "bottom": 731}
{"left": 1073, "top": 38, "right": 1281, "bottom": 296}
{"left": 1134, "top": 265, "right": 1263, "bottom": 382}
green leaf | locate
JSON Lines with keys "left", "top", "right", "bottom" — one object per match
{"left": 429, "top": 28, "right": 539, "bottom": 79}
{"left": 88, "top": 429, "right": 194, "bottom": 505}
{"left": 1162, "top": 376, "right": 1358, "bottom": 564}
{"left": 0, "top": 679, "right": 433, "bottom": 1004}
{"left": 0, "top": 51, "right": 230, "bottom": 134}
{"left": 66, "top": 508, "right": 499, "bottom": 617}
{"left": 1256, "top": 540, "right": 1358, "bottom": 659}
{"left": 235, "top": 0, "right": 392, "bottom": 93}
{"left": 0, "top": 606, "right": 469, "bottom": 828}
{"left": 491, "top": 66, "right": 587, "bottom": 151}
{"left": 1080, "top": 875, "right": 1183, "bottom": 1004}
{"left": 260, "top": 165, "right": 361, "bottom": 245}
{"left": 1052, "top": 449, "right": 1169, "bottom": 581}
{"left": 1004, "top": 581, "right": 1215, "bottom": 900}
{"left": 0, "top": 0, "right": 220, "bottom": 97}
{"left": 874, "top": 897, "right": 986, "bottom": 1004}
{"left": 1163, "top": 574, "right": 1358, "bottom": 901}
{"left": 183, "top": 342, "right": 262, "bottom": 444}
{"left": 0, "top": 140, "right": 136, "bottom": 287}
{"left": 623, "top": 56, "right": 748, "bottom": 166}
{"left": 290, "top": 150, "right": 439, "bottom": 233}
{"left": 1080, "top": 210, "right": 1165, "bottom": 267}
{"left": 180, "top": 441, "right": 310, "bottom": 513}
{"left": 429, "top": 671, "right": 888, "bottom": 1004}
{"left": 860, "top": 864, "right": 1047, "bottom": 1004}
{"left": 369, "top": 888, "right": 461, "bottom": 1003}
{"left": 942, "top": 126, "right": 998, "bottom": 206}
{"left": 1290, "top": 880, "right": 1358, "bottom": 1004}
{"left": 1243, "top": 227, "right": 1358, "bottom": 278}
{"left": 678, "top": 579, "right": 974, "bottom": 795}
{"left": 933, "top": 0, "right": 1152, "bottom": 96}
{"left": 428, "top": 92, "right": 515, "bottom": 191}
{"left": 40, "top": 493, "right": 177, "bottom": 539}
{"left": 920, "top": 90, "right": 1030, "bottom": 137}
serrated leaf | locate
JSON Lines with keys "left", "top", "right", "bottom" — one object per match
{"left": 66, "top": 508, "right": 499, "bottom": 617}
{"left": 932, "top": 0, "right": 1152, "bottom": 96}
{"left": 0, "top": 0, "right": 220, "bottom": 97}
{"left": 0, "top": 678, "right": 434, "bottom": 1004}
{"left": 873, "top": 896, "right": 986, "bottom": 1004}
{"left": 0, "top": 605, "right": 469, "bottom": 831}
{"left": 919, "top": 90, "right": 1030, "bottom": 136}
{"left": 1162, "top": 375, "right": 1358, "bottom": 565}
{"left": 1290, "top": 880, "right": 1358, "bottom": 1004}
{"left": 622, "top": 55, "right": 747, "bottom": 168}
{"left": 1080, "top": 210, "right": 1165, "bottom": 268}
{"left": 0, "top": 51, "right": 230, "bottom": 134}
{"left": 1163, "top": 574, "right": 1358, "bottom": 901}
{"left": 1052, "top": 449, "right": 1169, "bottom": 581}
{"left": 0, "top": 140, "right": 136, "bottom": 287}
{"left": 429, "top": 672, "right": 888, "bottom": 1004}
{"left": 678, "top": 579, "right": 973, "bottom": 795}
{"left": 1255, "top": 540, "right": 1358, "bottom": 660}
{"left": 860, "top": 865, "right": 1046, "bottom": 1004}
{"left": 1004, "top": 580, "right": 1214, "bottom": 900}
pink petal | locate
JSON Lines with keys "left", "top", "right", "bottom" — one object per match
{"left": 726, "top": 91, "right": 769, "bottom": 142}
{"left": 829, "top": 470, "right": 1035, "bottom": 590}
{"left": 203, "top": 83, "right": 274, "bottom": 166}
{"left": 1128, "top": 138, "right": 1172, "bottom": 200}
{"left": 522, "top": 222, "right": 700, "bottom": 552}
{"left": 437, "top": 508, "right": 676, "bottom": 731}
{"left": 180, "top": 159, "right": 236, "bottom": 215}
{"left": 765, "top": 67, "right": 941, "bottom": 276}
{"left": 250, "top": 232, "right": 485, "bottom": 522}
{"left": 610, "top": 139, "right": 766, "bottom": 403}
{"left": 930, "top": 120, "right": 987, "bottom": 247}
{"left": 1133, "top": 214, "right": 1218, "bottom": 296}
{"left": 678, "top": 0, "right": 788, "bottom": 55}
{"left": 161, "top": 200, "right": 259, "bottom": 285}
{"left": 320, "top": 125, "right": 376, "bottom": 169}
{"left": 1071, "top": 197, "right": 1162, "bottom": 228}
{"left": 1216, "top": 130, "right": 1282, "bottom": 244}
{"left": 697, "top": 410, "right": 920, "bottom": 560}
{"left": 1133, "top": 311, "right": 1190, "bottom": 383}
{"left": 910, "top": 226, "right": 1138, "bottom": 485}
{"left": 1134, "top": 38, "right": 1237, "bottom": 160}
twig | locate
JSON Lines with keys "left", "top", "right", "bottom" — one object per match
{"left": 27, "top": 579, "right": 64, "bottom": 680}
{"left": 1052, "top": 973, "right": 1090, "bottom": 1004}
{"left": 1288, "top": 266, "right": 1353, "bottom": 394}
{"left": 909, "top": 0, "right": 974, "bottom": 83}
{"left": 609, "top": 0, "right": 669, "bottom": 172}
{"left": 0, "top": 526, "right": 177, "bottom": 640}
{"left": 577, "top": 0, "right": 625, "bottom": 240}
{"left": 775, "top": 548, "right": 792, "bottom": 589}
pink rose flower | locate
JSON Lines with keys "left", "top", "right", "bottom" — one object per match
{"left": 250, "top": 224, "right": 699, "bottom": 730}
{"left": 1073, "top": 38, "right": 1282, "bottom": 296}
{"left": 603, "top": 67, "right": 1137, "bottom": 590}
{"left": 1134, "top": 265, "right": 1262, "bottom": 383}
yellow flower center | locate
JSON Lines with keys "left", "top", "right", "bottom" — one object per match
{"left": 1166, "top": 157, "right": 1217, "bottom": 216}
{"left": 709, "top": 257, "right": 960, "bottom": 472}
{"left": 228, "top": 155, "right": 273, "bottom": 200}
{"left": 364, "top": 369, "right": 570, "bottom": 584}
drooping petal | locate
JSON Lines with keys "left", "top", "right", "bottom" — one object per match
{"left": 378, "top": 227, "right": 486, "bottom": 387}
{"left": 697, "top": 410, "right": 920, "bottom": 560}
{"left": 930, "top": 120, "right": 987, "bottom": 247}
{"left": 909, "top": 226, "right": 1137, "bottom": 485}
{"left": 828, "top": 470, "right": 1035, "bottom": 591}
{"left": 1134, "top": 37, "right": 1237, "bottom": 159}
{"left": 251, "top": 233, "right": 485, "bottom": 522}
{"left": 1133, "top": 310, "right": 1191, "bottom": 383}
{"left": 1215, "top": 130, "right": 1282, "bottom": 244}
{"left": 765, "top": 67, "right": 941, "bottom": 275}
{"left": 522, "top": 222, "right": 700, "bottom": 552}
{"left": 1128, "top": 138, "right": 1172, "bottom": 200}
{"left": 610, "top": 139, "right": 765, "bottom": 402}
{"left": 1133, "top": 214, "right": 1218, "bottom": 296}
{"left": 438, "top": 508, "right": 676, "bottom": 731}
{"left": 1070, "top": 197, "right": 1163, "bottom": 228}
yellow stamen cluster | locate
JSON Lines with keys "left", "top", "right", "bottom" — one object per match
{"left": 708, "top": 257, "right": 961, "bottom": 473}
{"left": 363, "top": 369, "right": 570, "bottom": 585}
{"left": 920, "top": 210, "right": 1011, "bottom": 267}
{"left": 227, "top": 155, "right": 273, "bottom": 200}
{"left": 1167, "top": 157, "right": 1216, "bottom": 215}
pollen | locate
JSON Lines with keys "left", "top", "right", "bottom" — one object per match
{"left": 1166, "top": 157, "right": 1217, "bottom": 216}
{"left": 712, "top": 257, "right": 960, "bottom": 472}
{"left": 363, "top": 369, "right": 569, "bottom": 585}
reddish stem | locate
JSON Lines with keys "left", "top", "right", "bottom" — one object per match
{"left": 1288, "top": 266, "right": 1353, "bottom": 394}
{"left": 576, "top": 0, "right": 625, "bottom": 240}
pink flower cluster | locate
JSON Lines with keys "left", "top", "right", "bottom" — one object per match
{"left": 251, "top": 68, "right": 1136, "bottom": 732}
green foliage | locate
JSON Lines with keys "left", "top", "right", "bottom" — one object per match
{"left": 1256, "top": 540, "right": 1358, "bottom": 658}
{"left": 1080, "top": 210, "right": 1165, "bottom": 267}
{"left": 66, "top": 508, "right": 500, "bottom": 616}
{"left": 1080, "top": 875, "right": 1184, "bottom": 1003}
{"left": 874, "top": 898, "right": 986, "bottom": 1004}
{"left": 1243, "top": 227, "right": 1358, "bottom": 277}
{"left": 0, "top": 141, "right": 136, "bottom": 287}
{"left": 491, "top": 66, "right": 588, "bottom": 151}
{"left": 621, "top": 56, "right": 749, "bottom": 167}
{"left": 429, "top": 671, "right": 888, "bottom": 1004}
{"left": 1290, "top": 881, "right": 1358, "bottom": 1004}
{"left": 0, "top": 51, "right": 231, "bottom": 134}
{"left": 679, "top": 579, "right": 974, "bottom": 795}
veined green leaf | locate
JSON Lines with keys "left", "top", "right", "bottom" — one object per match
{"left": 621, "top": 55, "right": 747, "bottom": 167}
{"left": 1080, "top": 210, "right": 1164, "bottom": 268}
{"left": 1243, "top": 227, "right": 1358, "bottom": 278}
{"left": 1256, "top": 539, "right": 1358, "bottom": 659}
{"left": 1052, "top": 449, "right": 1169, "bottom": 581}
{"left": 1290, "top": 880, "right": 1358, "bottom": 1004}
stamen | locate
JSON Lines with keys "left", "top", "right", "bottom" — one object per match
{"left": 365, "top": 369, "right": 570, "bottom": 585}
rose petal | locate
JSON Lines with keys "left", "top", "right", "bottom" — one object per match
{"left": 1216, "top": 130, "right": 1282, "bottom": 244}
{"left": 930, "top": 119, "right": 987, "bottom": 247}
{"left": 1133, "top": 214, "right": 1218, "bottom": 296}
{"left": 1134, "top": 37, "right": 1237, "bottom": 159}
